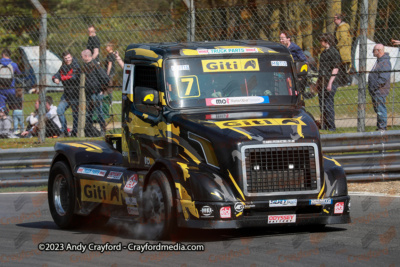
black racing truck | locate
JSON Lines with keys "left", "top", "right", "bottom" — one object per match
{"left": 48, "top": 41, "right": 350, "bottom": 239}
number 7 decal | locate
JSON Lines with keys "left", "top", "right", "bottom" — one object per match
{"left": 178, "top": 75, "right": 200, "bottom": 98}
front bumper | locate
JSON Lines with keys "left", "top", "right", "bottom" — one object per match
{"left": 177, "top": 195, "right": 351, "bottom": 229}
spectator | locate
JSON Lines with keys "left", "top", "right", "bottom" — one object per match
{"left": 114, "top": 51, "right": 124, "bottom": 69}
{"left": 105, "top": 42, "right": 117, "bottom": 80}
{"left": 279, "top": 31, "right": 307, "bottom": 62}
{"left": 0, "top": 106, "right": 12, "bottom": 138}
{"left": 52, "top": 51, "right": 81, "bottom": 137}
{"left": 279, "top": 31, "right": 307, "bottom": 101}
{"left": 368, "top": 44, "right": 391, "bottom": 132}
{"left": 0, "top": 48, "right": 22, "bottom": 109}
{"left": 81, "top": 49, "right": 109, "bottom": 137}
{"left": 20, "top": 96, "right": 62, "bottom": 138}
{"left": 87, "top": 25, "right": 101, "bottom": 64}
{"left": 315, "top": 33, "right": 342, "bottom": 131}
{"left": 7, "top": 88, "right": 24, "bottom": 135}
{"left": 334, "top": 13, "right": 352, "bottom": 86}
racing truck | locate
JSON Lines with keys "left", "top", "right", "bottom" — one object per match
{"left": 48, "top": 40, "right": 350, "bottom": 240}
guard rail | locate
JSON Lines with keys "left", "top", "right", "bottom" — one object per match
{"left": 0, "top": 130, "right": 399, "bottom": 187}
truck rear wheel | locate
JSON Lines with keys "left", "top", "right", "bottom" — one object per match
{"left": 48, "top": 161, "right": 78, "bottom": 229}
{"left": 142, "top": 170, "right": 176, "bottom": 240}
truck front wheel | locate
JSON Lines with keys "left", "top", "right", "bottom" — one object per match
{"left": 142, "top": 170, "right": 176, "bottom": 240}
{"left": 48, "top": 161, "right": 78, "bottom": 229}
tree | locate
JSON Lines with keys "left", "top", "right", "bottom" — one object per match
{"left": 368, "top": 0, "right": 378, "bottom": 40}
{"left": 327, "top": 0, "right": 341, "bottom": 34}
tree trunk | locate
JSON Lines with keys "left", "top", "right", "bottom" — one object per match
{"left": 327, "top": 0, "right": 341, "bottom": 34}
{"left": 295, "top": 1, "right": 303, "bottom": 49}
{"left": 349, "top": 0, "right": 359, "bottom": 32}
{"left": 368, "top": 0, "right": 378, "bottom": 40}
{"left": 246, "top": 0, "right": 259, "bottom": 39}
{"left": 303, "top": 2, "right": 313, "bottom": 52}
{"left": 270, "top": 5, "right": 280, "bottom": 41}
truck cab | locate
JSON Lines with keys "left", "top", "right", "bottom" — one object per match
{"left": 48, "top": 41, "right": 350, "bottom": 239}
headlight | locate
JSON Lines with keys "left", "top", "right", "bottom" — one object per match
{"left": 188, "top": 132, "right": 219, "bottom": 168}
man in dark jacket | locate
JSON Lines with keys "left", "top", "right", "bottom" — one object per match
{"left": 52, "top": 51, "right": 81, "bottom": 137}
{"left": 81, "top": 49, "right": 109, "bottom": 136}
{"left": 279, "top": 31, "right": 307, "bottom": 62}
{"left": 368, "top": 44, "right": 391, "bottom": 131}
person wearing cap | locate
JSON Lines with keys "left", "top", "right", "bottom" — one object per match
{"left": 0, "top": 106, "right": 12, "bottom": 138}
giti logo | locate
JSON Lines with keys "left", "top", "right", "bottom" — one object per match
{"left": 143, "top": 94, "right": 154, "bottom": 102}
{"left": 80, "top": 180, "right": 124, "bottom": 205}
{"left": 202, "top": 58, "right": 260, "bottom": 73}
{"left": 213, "top": 117, "right": 306, "bottom": 138}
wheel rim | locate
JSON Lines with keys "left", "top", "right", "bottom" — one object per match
{"left": 147, "top": 182, "right": 166, "bottom": 226}
{"left": 53, "top": 174, "right": 70, "bottom": 216}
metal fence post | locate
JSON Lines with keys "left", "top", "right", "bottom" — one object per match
{"left": 30, "top": 0, "right": 47, "bottom": 143}
{"left": 184, "top": 0, "right": 195, "bottom": 42}
{"left": 78, "top": 74, "right": 86, "bottom": 138}
{"left": 357, "top": 0, "right": 368, "bottom": 132}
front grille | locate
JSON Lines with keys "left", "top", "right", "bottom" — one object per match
{"left": 243, "top": 144, "right": 318, "bottom": 195}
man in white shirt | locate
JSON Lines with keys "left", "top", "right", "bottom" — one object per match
{"left": 21, "top": 96, "right": 62, "bottom": 137}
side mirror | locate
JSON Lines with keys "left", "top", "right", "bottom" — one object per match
{"left": 296, "top": 62, "right": 308, "bottom": 77}
{"left": 135, "top": 86, "right": 159, "bottom": 105}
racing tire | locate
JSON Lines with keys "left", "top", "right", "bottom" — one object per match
{"left": 142, "top": 170, "right": 176, "bottom": 240}
{"left": 48, "top": 161, "right": 79, "bottom": 229}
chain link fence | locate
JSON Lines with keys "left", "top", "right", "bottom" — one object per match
{"left": 0, "top": 0, "right": 399, "bottom": 141}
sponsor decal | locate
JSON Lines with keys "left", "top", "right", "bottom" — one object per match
{"left": 271, "top": 61, "right": 288, "bottom": 67}
{"left": 77, "top": 167, "right": 106, "bottom": 177}
{"left": 206, "top": 96, "right": 269, "bottom": 106}
{"left": 200, "top": 206, "right": 213, "bottom": 217}
{"left": 107, "top": 171, "right": 123, "bottom": 180}
{"left": 269, "top": 199, "right": 297, "bottom": 207}
{"left": 80, "top": 180, "right": 123, "bottom": 205}
{"left": 198, "top": 48, "right": 259, "bottom": 54}
{"left": 220, "top": 207, "right": 231, "bottom": 219}
{"left": 245, "top": 204, "right": 255, "bottom": 209}
{"left": 263, "top": 140, "right": 295, "bottom": 144}
{"left": 234, "top": 202, "right": 244, "bottom": 212}
{"left": 124, "top": 174, "right": 139, "bottom": 194}
{"left": 205, "top": 112, "right": 265, "bottom": 120}
{"left": 334, "top": 202, "right": 344, "bottom": 214}
{"left": 201, "top": 58, "right": 260, "bottom": 73}
{"left": 125, "top": 197, "right": 137, "bottom": 206}
{"left": 127, "top": 206, "right": 139, "bottom": 216}
{"left": 171, "top": 64, "right": 190, "bottom": 71}
{"left": 268, "top": 215, "right": 296, "bottom": 224}
{"left": 310, "top": 199, "right": 332, "bottom": 205}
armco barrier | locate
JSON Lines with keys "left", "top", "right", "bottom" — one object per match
{"left": 1, "top": 130, "right": 400, "bottom": 187}
{"left": 321, "top": 130, "right": 400, "bottom": 181}
{"left": 0, "top": 147, "right": 54, "bottom": 187}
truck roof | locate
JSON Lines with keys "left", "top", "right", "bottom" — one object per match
{"left": 124, "top": 40, "right": 291, "bottom": 62}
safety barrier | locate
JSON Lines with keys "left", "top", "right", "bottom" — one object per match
{"left": 1, "top": 130, "right": 400, "bottom": 187}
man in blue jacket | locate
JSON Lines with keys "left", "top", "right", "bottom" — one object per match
{"left": 0, "top": 49, "right": 22, "bottom": 109}
{"left": 368, "top": 44, "right": 392, "bottom": 131}
{"left": 279, "top": 31, "right": 307, "bottom": 62}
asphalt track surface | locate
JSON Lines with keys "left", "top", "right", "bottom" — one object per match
{"left": 0, "top": 192, "right": 399, "bottom": 266}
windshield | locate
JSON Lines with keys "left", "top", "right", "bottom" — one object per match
{"left": 165, "top": 56, "right": 297, "bottom": 109}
